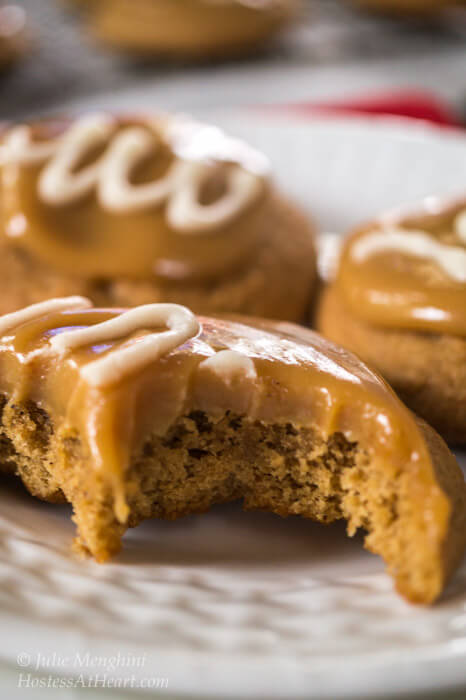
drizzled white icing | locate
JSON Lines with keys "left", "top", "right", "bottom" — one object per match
{"left": 166, "top": 162, "right": 263, "bottom": 233}
{"left": 98, "top": 127, "right": 184, "bottom": 213}
{"left": 0, "top": 125, "right": 59, "bottom": 166}
{"left": 198, "top": 350, "right": 257, "bottom": 381}
{"left": 0, "top": 300, "right": 265, "bottom": 388}
{"left": 455, "top": 209, "right": 466, "bottom": 244}
{"left": 39, "top": 114, "right": 115, "bottom": 206}
{"left": 50, "top": 303, "right": 200, "bottom": 388}
{"left": 1, "top": 114, "right": 267, "bottom": 233}
{"left": 351, "top": 226, "right": 466, "bottom": 284}
{"left": 0, "top": 297, "right": 92, "bottom": 338}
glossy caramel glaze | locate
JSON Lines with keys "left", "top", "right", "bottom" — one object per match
{"left": 0, "top": 115, "right": 270, "bottom": 282}
{"left": 0, "top": 303, "right": 448, "bottom": 541}
{"left": 335, "top": 197, "right": 466, "bottom": 337}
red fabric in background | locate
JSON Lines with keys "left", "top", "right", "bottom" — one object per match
{"left": 281, "top": 90, "right": 461, "bottom": 128}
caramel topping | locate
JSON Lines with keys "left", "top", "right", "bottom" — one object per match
{"left": 0, "top": 300, "right": 445, "bottom": 531}
{"left": 0, "top": 114, "right": 269, "bottom": 281}
{"left": 335, "top": 197, "right": 466, "bottom": 337}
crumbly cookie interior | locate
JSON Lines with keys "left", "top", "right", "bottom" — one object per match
{"left": 1, "top": 398, "right": 453, "bottom": 604}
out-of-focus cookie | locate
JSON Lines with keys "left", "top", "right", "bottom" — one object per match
{"left": 0, "top": 112, "right": 317, "bottom": 322}
{"left": 317, "top": 196, "right": 466, "bottom": 444}
{"left": 351, "top": 0, "right": 455, "bottom": 14}
{"left": 352, "top": 0, "right": 451, "bottom": 14}
{"left": 89, "top": 0, "right": 299, "bottom": 60}
{"left": 0, "top": 5, "right": 27, "bottom": 70}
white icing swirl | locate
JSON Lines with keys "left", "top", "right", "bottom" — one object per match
{"left": 39, "top": 114, "right": 115, "bottom": 206}
{"left": 49, "top": 303, "right": 200, "bottom": 387}
{"left": 0, "top": 125, "right": 59, "bottom": 166}
{"left": 0, "top": 297, "right": 92, "bottom": 338}
{"left": 351, "top": 227, "right": 466, "bottom": 283}
{"left": 98, "top": 127, "right": 185, "bottom": 213}
{"left": 2, "top": 114, "right": 266, "bottom": 233}
{"left": 455, "top": 209, "right": 466, "bottom": 244}
{"left": 166, "top": 161, "right": 263, "bottom": 233}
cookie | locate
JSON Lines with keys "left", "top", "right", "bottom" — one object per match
{"left": 0, "top": 5, "right": 27, "bottom": 70}
{"left": 317, "top": 196, "right": 466, "bottom": 444}
{"left": 89, "top": 0, "right": 299, "bottom": 60}
{"left": 1, "top": 297, "right": 465, "bottom": 604}
{"left": 352, "top": 0, "right": 453, "bottom": 14}
{"left": 0, "top": 112, "right": 316, "bottom": 321}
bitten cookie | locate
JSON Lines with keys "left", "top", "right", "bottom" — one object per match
{"left": 1, "top": 297, "right": 465, "bottom": 604}
{"left": 89, "top": 0, "right": 299, "bottom": 60}
{"left": 0, "top": 112, "right": 316, "bottom": 322}
{"left": 317, "top": 196, "right": 466, "bottom": 444}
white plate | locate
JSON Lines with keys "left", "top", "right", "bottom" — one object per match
{"left": 1, "top": 113, "right": 466, "bottom": 700}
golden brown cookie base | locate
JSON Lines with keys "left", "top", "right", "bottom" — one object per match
{"left": 0, "top": 192, "right": 316, "bottom": 323}
{"left": 2, "top": 394, "right": 466, "bottom": 605}
{"left": 317, "top": 287, "right": 466, "bottom": 444}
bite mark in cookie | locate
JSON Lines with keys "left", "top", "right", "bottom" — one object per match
{"left": 1, "top": 298, "right": 465, "bottom": 604}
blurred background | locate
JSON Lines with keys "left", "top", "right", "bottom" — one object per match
{"left": 1, "top": 0, "right": 465, "bottom": 123}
